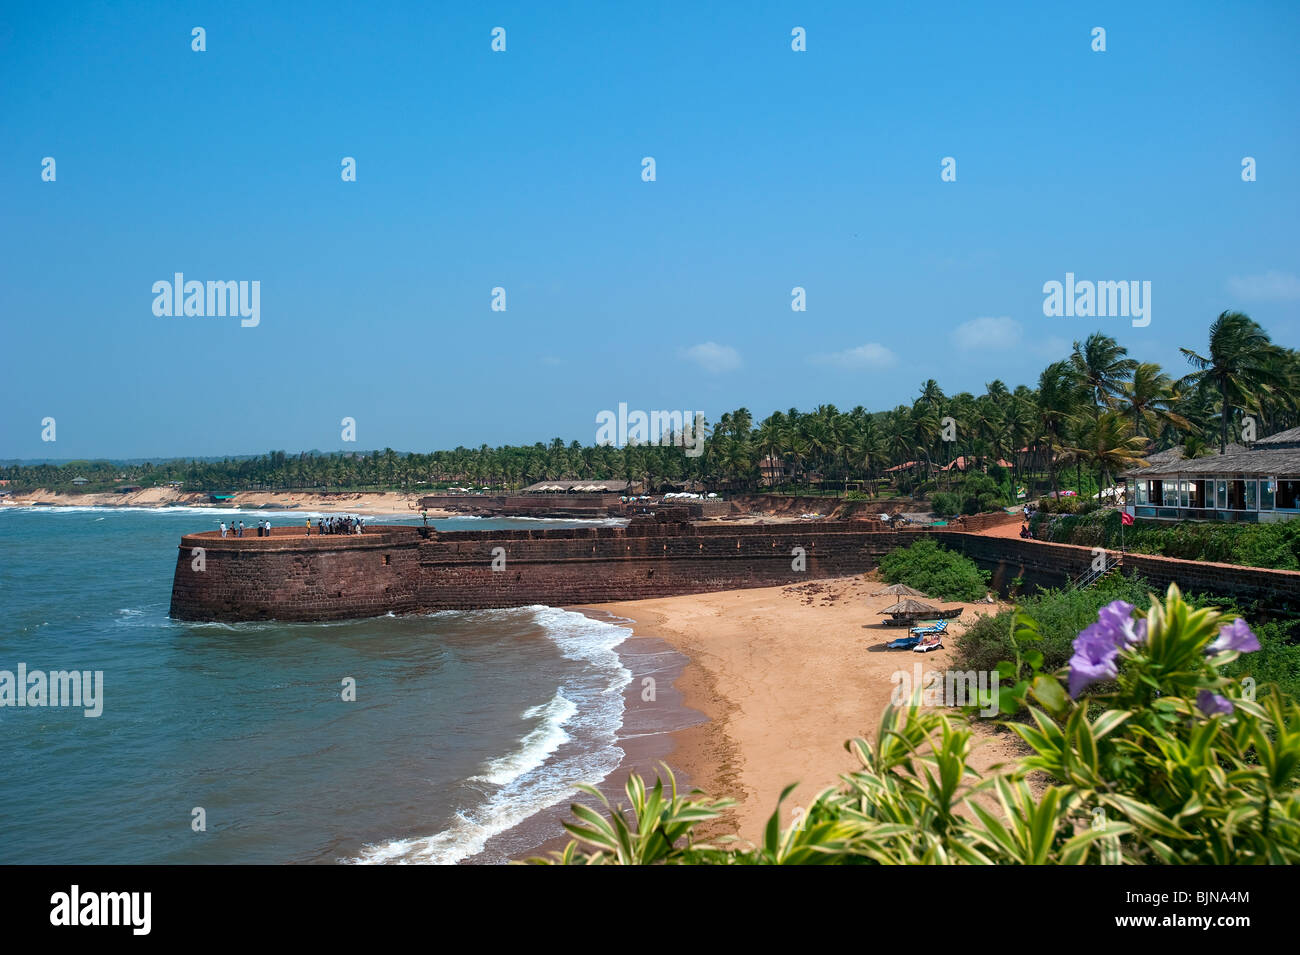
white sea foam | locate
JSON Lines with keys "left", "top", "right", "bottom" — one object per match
{"left": 349, "top": 607, "right": 632, "bottom": 865}
{"left": 470, "top": 690, "right": 579, "bottom": 786}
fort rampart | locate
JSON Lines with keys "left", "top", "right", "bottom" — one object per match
{"left": 169, "top": 517, "right": 1300, "bottom": 622}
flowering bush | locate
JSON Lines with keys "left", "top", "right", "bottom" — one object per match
{"left": 529, "top": 584, "right": 1300, "bottom": 865}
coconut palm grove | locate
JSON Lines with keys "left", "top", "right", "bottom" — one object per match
{"left": 7, "top": 312, "right": 1296, "bottom": 509}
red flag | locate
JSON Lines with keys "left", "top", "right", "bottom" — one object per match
{"left": 1121, "top": 511, "right": 1134, "bottom": 526}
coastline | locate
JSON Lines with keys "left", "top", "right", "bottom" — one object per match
{"left": 465, "top": 619, "right": 708, "bottom": 864}
{"left": 575, "top": 575, "right": 1023, "bottom": 847}
{"left": 1, "top": 487, "right": 447, "bottom": 517}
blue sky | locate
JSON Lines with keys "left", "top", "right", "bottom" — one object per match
{"left": 2, "top": 1, "right": 1298, "bottom": 459}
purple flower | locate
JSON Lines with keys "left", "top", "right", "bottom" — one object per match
{"left": 1209, "top": 618, "right": 1260, "bottom": 655}
{"left": 1097, "top": 600, "right": 1148, "bottom": 646}
{"left": 1068, "top": 625, "right": 1122, "bottom": 698}
{"left": 1067, "top": 601, "right": 1148, "bottom": 698}
{"left": 1197, "top": 690, "right": 1234, "bottom": 717}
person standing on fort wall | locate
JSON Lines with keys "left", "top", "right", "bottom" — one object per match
{"left": 219, "top": 522, "right": 227, "bottom": 538}
{"left": 237, "top": 521, "right": 244, "bottom": 537}
{"left": 305, "top": 518, "right": 311, "bottom": 537}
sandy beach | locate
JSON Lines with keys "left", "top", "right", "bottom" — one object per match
{"left": 2, "top": 487, "right": 444, "bottom": 517}
{"left": 578, "top": 575, "right": 1025, "bottom": 847}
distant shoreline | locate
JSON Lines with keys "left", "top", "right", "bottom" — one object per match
{"left": 1, "top": 488, "right": 444, "bottom": 518}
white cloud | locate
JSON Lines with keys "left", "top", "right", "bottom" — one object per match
{"left": 810, "top": 343, "right": 898, "bottom": 369}
{"left": 1226, "top": 271, "right": 1300, "bottom": 302}
{"left": 682, "top": 341, "right": 741, "bottom": 373}
{"left": 952, "top": 316, "right": 1022, "bottom": 350}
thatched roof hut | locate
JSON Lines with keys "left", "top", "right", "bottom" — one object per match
{"left": 877, "top": 598, "right": 940, "bottom": 616}
{"left": 871, "top": 583, "right": 928, "bottom": 598}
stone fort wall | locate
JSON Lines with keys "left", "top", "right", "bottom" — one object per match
{"left": 169, "top": 522, "right": 927, "bottom": 621}
{"left": 169, "top": 519, "right": 1300, "bottom": 622}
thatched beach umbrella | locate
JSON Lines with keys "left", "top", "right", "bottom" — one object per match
{"left": 871, "top": 583, "right": 928, "bottom": 598}
{"left": 877, "top": 598, "right": 941, "bottom": 616}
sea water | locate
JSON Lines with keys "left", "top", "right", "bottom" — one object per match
{"left": 0, "top": 507, "right": 637, "bottom": 864}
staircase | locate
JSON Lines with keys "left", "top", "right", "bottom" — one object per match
{"left": 1070, "top": 552, "right": 1122, "bottom": 590}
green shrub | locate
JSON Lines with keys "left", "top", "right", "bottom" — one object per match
{"left": 1221, "top": 616, "right": 1300, "bottom": 701}
{"left": 957, "top": 473, "right": 1005, "bottom": 515}
{"left": 1037, "top": 495, "right": 1085, "bottom": 514}
{"left": 956, "top": 574, "right": 1154, "bottom": 675}
{"left": 878, "top": 537, "right": 990, "bottom": 602}
{"left": 930, "top": 491, "right": 960, "bottom": 518}
{"left": 929, "top": 474, "right": 1009, "bottom": 518}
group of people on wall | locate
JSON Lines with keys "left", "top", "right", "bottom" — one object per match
{"left": 218, "top": 519, "right": 277, "bottom": 538}
{"left": 313, "top": 515, "right": 365, "bottom": 535}
{"left": 216, "top": 515, "right": 366, "bottom": 537}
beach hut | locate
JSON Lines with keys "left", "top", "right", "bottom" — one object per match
{"left": 877, "top": 598, "right": 962, "bottom": 627}
{"left": 877, "top": 598, "right": 940, "bottom": 626}
{"left": 871, "top": 583, "right": 928, "bottom": 598}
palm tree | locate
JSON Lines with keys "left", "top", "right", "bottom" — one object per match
{"left": 847, "top": 414, "right": 884, "bottom": 497}
{"left": 1060, "top": 410, "right": 1149, "bottom": 498}
{"left": 1006, "top": 385, "right": 1037, "bottom": 493}
{"left": 918, "top": 378, "right": 946, "bottom": 409}
{"left": 1035, "top": 361, "right": 1073, "bottom": 498}
{"left": 1069, "top": 333, "right": 1137, "bottom": 409}
{"left": 1181, "top": 434, "right": 1212, "bottom": 460}
{"left": 1178, "top": 311, "right": 1283, "bottom": 453}
{"left": 1118, "top": 362, "right": 1193, "bottom": 439}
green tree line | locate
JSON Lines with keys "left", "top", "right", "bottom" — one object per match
{"left": 6, "top": 312, "right": 1297, "bottom": 497}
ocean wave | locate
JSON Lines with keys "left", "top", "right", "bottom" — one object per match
{"left": 470, "top": 690, "right": 578, "bottom": 786}
{"left": 349, "top": 607, "right": 633, "bottom": 865}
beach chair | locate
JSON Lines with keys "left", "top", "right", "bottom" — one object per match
{"left": 913, "top": 632, "right": 944, "bottom": 653}
{"left": 886, "top": 634, "right": 923, "bottom": 650}
{"left": 909, "top": 619, "right": 949, "bottom": 637}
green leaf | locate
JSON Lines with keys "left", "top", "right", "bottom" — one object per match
{"left": 1030, "top": 674, "right": 1069, "bottom": 716}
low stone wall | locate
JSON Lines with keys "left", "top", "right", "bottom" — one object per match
{"left": 1122, "top": 551, "right": 1300, "bottom": 604}
{"left": 933, "top": 532, "right": 1094, "bottom": 592}
{"left": 949, "top": 511, "right": 1021, "bottom": 533}
{"left": 170, "top": 517, "right": 1300, "bottom": 622}
{"left": 935, "top": 532, "right": 1300, "bottom": 606}
{"left": 414, "top": 523, "right": 914, "bottom": 610}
